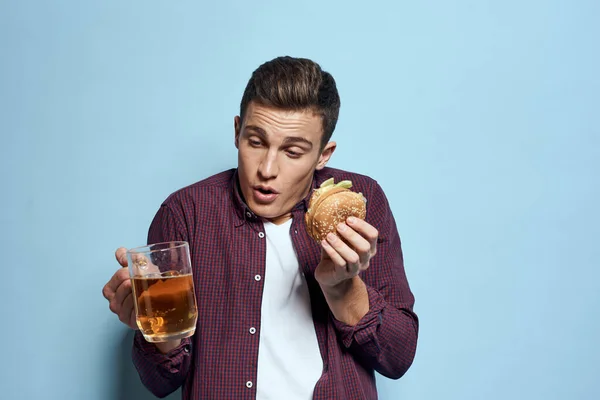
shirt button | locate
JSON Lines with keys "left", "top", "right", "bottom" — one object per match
{"left": 254, "top": 274, "right": 261, "bottom": 281}
{"left": 258, "top": 232, "right": 265, "bottom": 238}
{"left": 246, "top": 381, "right": 253, "bottom": 388}
{"left": 246, "top": 211, "right": 252, "bottom": 218}
{"left": 249, "top": 327, "right": 256, "bottom": 334}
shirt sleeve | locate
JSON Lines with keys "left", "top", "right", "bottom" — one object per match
{"left": 132, "top": 333, "right": 193, "bottom": 398}
{"left": 130, "top": 202, "right": 194, "bottom": 397}
{"left": 331, "top": 181, "right": 419, "bottom": 380}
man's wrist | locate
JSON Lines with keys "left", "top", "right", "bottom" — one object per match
{"left": 154, "top": 339, "right": 182, "bottom": 354}
{"left": 320, "top": 276, "right": 357, "bottom": 299}
{"left": 321, "top": 276, "right": 369, "bottom": 326}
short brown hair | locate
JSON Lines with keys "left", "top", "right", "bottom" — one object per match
{"left": 240, "top": 56, "right": 341, "bottom": 148}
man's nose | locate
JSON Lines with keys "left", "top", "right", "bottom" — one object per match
{"left": 258, "top": 150, "right": 279, "bottom": 180}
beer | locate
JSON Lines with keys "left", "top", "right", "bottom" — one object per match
{"left": 131, "top": 273, "right": 198, "bottom": 342}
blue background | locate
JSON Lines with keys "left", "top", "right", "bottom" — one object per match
{"left": 1, "top": 1, "right": 598, "bottom": 399}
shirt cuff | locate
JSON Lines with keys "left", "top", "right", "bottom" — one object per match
{"left": 133, "top": 331, "right": 192, "bottom": 373}
{"left": 331, "top": 284, "right": 386, "bottom": 350}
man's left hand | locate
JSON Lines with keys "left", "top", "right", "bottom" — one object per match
{"left": 315, "top": 216, "right": 378, "bottom": 289}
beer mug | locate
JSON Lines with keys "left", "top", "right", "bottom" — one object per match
{"left": 126, "top": 241, "right": 198, "bottom": 342}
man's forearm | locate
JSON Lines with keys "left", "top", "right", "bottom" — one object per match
{"left": 321, "top": 276, "right": 370, "bottom": 326}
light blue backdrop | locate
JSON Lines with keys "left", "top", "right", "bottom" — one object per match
{"left": 1, "top": 1, "right": 598, "bottom": 399}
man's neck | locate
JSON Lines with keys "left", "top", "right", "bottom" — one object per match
{"left": 266, "top": 213, "right": 293, "bottom": 225}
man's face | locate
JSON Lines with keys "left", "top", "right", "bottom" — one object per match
{"left": 235, "top": 102, "right": 336, "bottom": 224}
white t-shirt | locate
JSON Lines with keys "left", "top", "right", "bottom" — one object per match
{"left": 256, "top": 218, "right": 323, "bottom": 399}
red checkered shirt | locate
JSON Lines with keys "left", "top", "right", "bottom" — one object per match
{"left": 132, "top": 167, "right": 419, "bottom": 399}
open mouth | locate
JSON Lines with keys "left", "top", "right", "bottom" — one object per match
{"left": 253, "top": 186, "right": 279, "bottom": 203}
{"left": 257, "top": 187, "right": 274, "bottom": 195}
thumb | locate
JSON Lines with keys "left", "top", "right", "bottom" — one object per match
{"left": 115, "top": 247, "right": 128, "bottom": 268}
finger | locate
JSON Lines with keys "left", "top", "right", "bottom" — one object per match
{"left": 112, "top": 278, "right": 132, "bottom": 314}
{"left": 336, "top": 223, "right": 371, "bottom": 264}
{"left": 321, "top": 238, "right": 347, "bottom": 269}
{"left": 347, "top": 217, "right": 378, "bottom": 256}
{"left": 105, "top": 267, "right": 130, "bottom": 301}
{"left": 115, "top": 247, "right": 128, "bottom": 268}
{"left": 325, "top": 233, "right": 360, "bottom": 275}
{"left": 119, "top": 292, "right": 135, "bottom": 327}
{"left": 102, "top": 282, "right": 113, "bottom": 301}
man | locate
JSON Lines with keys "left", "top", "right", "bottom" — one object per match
{"left": 103, "top": 56, "right": 418, "bottom": 399}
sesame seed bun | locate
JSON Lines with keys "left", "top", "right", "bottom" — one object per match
{"left": 305, "top": 179, "right": 367, "bottom": 242}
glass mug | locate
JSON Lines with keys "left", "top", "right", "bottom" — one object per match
{"left": 126, "top": 241, "right": 198, "bottom": 343}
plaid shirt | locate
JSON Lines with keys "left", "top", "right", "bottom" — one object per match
{"left": 132, "top": 167, "right": 418, "bottom": 399}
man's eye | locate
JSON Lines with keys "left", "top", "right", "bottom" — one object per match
{"left": 249, "top": 139, "right": 262, "bottom": 147}
{"left": 286, "top": 150, "right": 302, "bottom": 158}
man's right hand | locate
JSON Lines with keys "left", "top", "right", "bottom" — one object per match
{"left": 103, "top": 247, "right": 137, "bottom": 330}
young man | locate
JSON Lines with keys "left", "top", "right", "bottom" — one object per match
{"left": 103, "top": 56, "right": 418, "bottom": 399}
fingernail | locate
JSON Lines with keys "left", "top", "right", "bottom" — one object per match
{"left": 337, "top": 223, "right": 346, "bottom": 232}
{"left": 327, "top": 233, "right": 337, "bottom": 242}
{"left": 347, "top": 217, "right": 356, "bottom": 224}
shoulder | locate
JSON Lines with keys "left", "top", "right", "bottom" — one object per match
{"left": 161, "top": 168, "right": 235, "bottom": 210}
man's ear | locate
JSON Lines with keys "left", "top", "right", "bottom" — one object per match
{"left": 234, "top": 116, "right": 241, "bottom": 149}
{"left": 316, "top": 141, "right": 337, "bottom": 170}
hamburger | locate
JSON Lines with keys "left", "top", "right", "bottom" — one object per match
{"left": 305, "top": 178, "right": 367, "bottom": 242}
